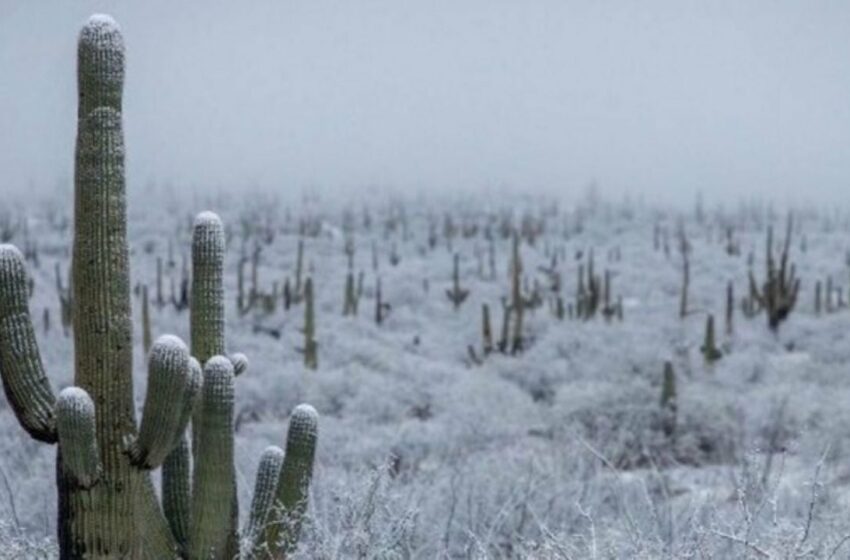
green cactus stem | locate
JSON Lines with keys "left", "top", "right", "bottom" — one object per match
{"left": 0, "top": 245, "right": 57, "bottom": 442}
{"left": 128, "top": 336, "right": 198, "bottom": 469}
{"left": 142, "top": 283, "right": 153, "bottom": 355}
{"left": 265, "top": 404, "right": 319, "bottom": 557}
{"left": 700, "top": 314, "right": 722, "bottom": 363}
{"left": 300, "top": 278, "right": 318, "bottom": 370}
{"left": 660, "top": 361, "right": 677, "bottom": 438}
{"left": 243, "top": 446, "right": 285, "bottom": 557}
{"left": 189, "top": 356, "right": 237, "bottom": 560}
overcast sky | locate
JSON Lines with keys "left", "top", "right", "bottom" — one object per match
{"left": 1, "top": 1, "right": 849, "bottom": 204}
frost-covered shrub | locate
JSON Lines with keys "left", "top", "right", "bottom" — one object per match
{"left": 555, "top": 379, "right": 740, "bottom": 469}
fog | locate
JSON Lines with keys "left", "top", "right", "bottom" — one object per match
{"left": 2, "top": 1, "right": 849, "bottom": 204}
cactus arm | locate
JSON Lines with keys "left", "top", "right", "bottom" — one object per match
{"left": 191, "top": 212, "right": 226, "bottom": 365}
{"left": 128, "top": 336, "right": 195, "bottom": 469}
{"left": 189, "top": 356, "right": 237, "bottom": 559}
{"left": 77, "top": 14, "right": 124, "bottom": 118}
{"left": 157, "top": 356, "right": 200, "bottom": 553}
{"left": 56, "top": 387, "right": 101, "bottom": 488}
{"left": 243, "top": 446, "right": 285, "bottom": 557}
{"left": 266, "top": 404, "right": 319, "bottom": 556}
{"left": 0, "top": 245, "right": 57, "bottom": 442}
{"left": 162, "top": 436, "right": 192, "bottom": 553}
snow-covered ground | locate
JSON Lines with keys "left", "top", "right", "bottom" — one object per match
{"left": 2, "top": 187, "right": 850, "bottom": 558}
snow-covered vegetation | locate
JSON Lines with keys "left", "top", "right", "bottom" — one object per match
{"left": 3, "top": 186, "right": 850, "bottom": 558}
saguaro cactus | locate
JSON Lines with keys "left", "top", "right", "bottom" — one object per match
{"left": 297, "top": 278, "right": 318, "bottom": 370}
{"left": 749, "top": 214, "right": 800, "bottom": 331}
{"left": 700, "top": 314, "right": 722, "bottom": 364}
{"left": 445, "top": 253, "right": 470, "bottom": 309}
{"left": 0, "top": 16, "right": 318, "bottom": 559}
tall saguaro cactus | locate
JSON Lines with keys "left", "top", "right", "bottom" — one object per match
{"left": 0, "top": 15, "right": 319, "bottom": 559}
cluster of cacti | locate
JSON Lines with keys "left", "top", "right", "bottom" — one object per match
{"left": 748, "top": 214, "right": 800, "bottom": 330}
{"left": 0, "top": 17, "right": 318, "bottom": 558}
{"left": 813, "top": 275, "right": 847, "bottom": 315}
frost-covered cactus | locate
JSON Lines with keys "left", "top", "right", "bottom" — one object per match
{"left": 128, "top": 336, "right": 200, "bottom": 469}
{"left": 265, "top": 404, "right": 319, "bottom": 556}
{"left": 142, "top": 283, "right": 153, "bottom": 354}
{"left": 660, "top": 361, "right": 677, "bottom": 437}
{"left": 0, "top": 245, "right": 57, "bottom": 442}
{"left": 298, "top": 277, "right": 318, "bottom": 370}
{"left": 189, "top": 211, "right": 248, "bottom": 374}
{"left": 56, "top": 387, "right": 100, "bottom": 488}
{"left": 192, "top": 211, "right": 226, "bottom": 364}
{"left": 445, "top": 253, "right": 470, "bottom": 309}
{"left": 0, "top": 14, "right": 318, "bottom": 559}
{"left": 190, "top": 356, "right": 238, "bottom": 559}
{"left": 243, "top": 446, "right": 285, "bottom": 556}
{"left": 749, "top": 214, "right": 800, "bottom": 331}
{"left": 77, "top": 14, "right": 124, "bottom": 118}
{"left": 700, "top": 314, "right": 722, "bottom": 364}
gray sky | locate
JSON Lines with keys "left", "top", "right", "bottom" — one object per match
{"left": 1, "top": 1, "right": 849, "bottom": 204}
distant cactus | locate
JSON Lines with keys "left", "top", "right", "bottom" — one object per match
{"left": 375, "top": 277, "right": 391, "bottom": 325}
{"left": 749, "top": 214, "right": 800, "bottom": 331}
{"left": 54, "top": 260, "right": 73, "bottom": 335}
{"left": 0, "top": 17, "right": 317, "bottom": 558}
{"left": 294, "top": 238, "right": 306, "bottom": 303}
{"left": 700, "top": 314, "right": 722, "bottom": 363}
{"left": 467, "top": 303, "right": 493, "bottom": 365}
{"left": 156, "top": 255, "right": 166, "bottom": 308}
{"left": 678, "top": 224, "right": 691, "bottom": 319}
{"left": 815, "top": 279, "right": 822, "bottom": 315}
{"left": 507, "top": 234, "right": 525, "bottom": 353}
{"left": 342, "top": 262, "right": 362, "bottom": 316}
{"left": 297, "top": 278, "right": 318, "bottom": 370}
{"left": 142, "top": 284, "right": 153, "bottom": 355}
{"left": 445, "top": 253, "right": 470, "bottom": 309}
{"left": 725, "top": 281, "right": 734, "bottom": 335}
{"left": 660, "top": 361, "right": 677, "bottom": 438}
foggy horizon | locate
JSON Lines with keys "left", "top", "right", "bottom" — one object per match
{"left": 2, "top": 1, "right": 849, "bottom": 205}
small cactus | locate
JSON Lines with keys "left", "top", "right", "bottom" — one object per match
{"left": 445, "top": 253, "right": 470, "bottom": 309}
{"left": 375, "top": 277, "right": 391, "bottom": 325}
{"left": 700, "top": 314, "right": 722, "bottom": 363}
{"left": 660, "top": 361, "right": 677, "bottom": 438}
{"left": 297, "top": 278, "right": 318, "bottom": 370}
{"left": 142, "top": 284, "right": 153, "bottom": 355}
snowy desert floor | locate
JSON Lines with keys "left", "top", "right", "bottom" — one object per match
{"left": 2, "top": 187, "right": 850, "bottom": 559}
